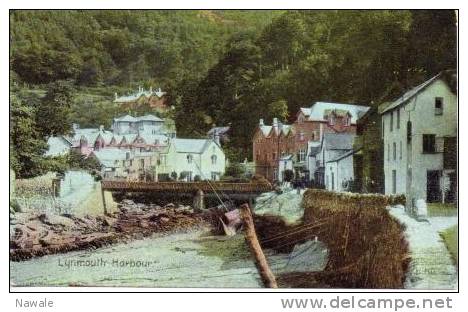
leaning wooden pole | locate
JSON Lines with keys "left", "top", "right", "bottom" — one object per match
{"left": 240, "top": 203, "right": 278, "bottom": 288}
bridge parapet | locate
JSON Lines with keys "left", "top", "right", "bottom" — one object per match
{"left": 101, "top": 180, "right": 273, "bottom": 194}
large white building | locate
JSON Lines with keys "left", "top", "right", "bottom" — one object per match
{"left": 379, "top": 70, "right": 457, "bottom": 206}
{"left": 154, "top": 138, "right": 226, "bottom": 181}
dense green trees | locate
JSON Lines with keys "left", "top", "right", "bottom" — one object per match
{"left": 10, "top": 10, "right": 457, "bottom": 174}
{"left": 177, "top": 10, "right": 457, "bottom": 161}
{"left": 10, "top": 10, "right": 280, "bottom": 88}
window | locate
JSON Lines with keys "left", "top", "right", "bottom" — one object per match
{"left": 397, "top": 108, "right": 400, "bottom": 129}
{"left": 387, "top": 144, "right": 390, "bottom": 161}
{"left": 211, "top": 155, "right": 217, "bottom": 165}
{"left": 211, "top": 172, "right": 219, "bottom": 181}
{"left": 392, "top": 170, "right": 397, "bottom": 194}
{"left": 299, "top": 132, "right": 304, "bottom": 141}
{"left": 393, "top": 142, "right": 397, "bottom": 160}
{"left": 390, "top": 112, "right": 393, "bottom": 131}
{"left": 187, "top": 154, "right": 193, "bottom": 163}
{"left": 399, "top": 141, "right": 402, "bottom": 160}
{"left": 345, "top": 116, "right": 351, "bottom": 126}
{"left": 406, "top": 121, "right": 412, "bottom": 144}
{"left": 423, "top": 134, "right": 436, "bottom": 153}
{"left": 435, "top": 97, "right": 444, "bottom": 115}
{"left": 298, "top": 149, "right": 306, "bottom": 162}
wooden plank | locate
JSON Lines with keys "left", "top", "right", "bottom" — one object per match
{"left": 240, "top": 203, "right": 278, "bottom": 288}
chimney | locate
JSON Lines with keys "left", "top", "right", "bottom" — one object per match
{"left": 114, "top": 92, "right": 118, "bottom": 100}
{"left": 99, "top": 125, "right": 104, "bottom": 132}
{"left": 213, "top": 133, "right": 221, "bottom": 146}
{"left": 150, "top": 86, "right": 153, "bottom": 93}
{"left": 72, "top": 123, "right": 80, "bottom": 132}
{"left": 273, "top": 117, "right": 278, "bottom": 128}
{"left": 259, "top": 118, "right": 264, "bottom": 126}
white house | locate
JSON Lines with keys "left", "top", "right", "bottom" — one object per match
{"left": 154, "top": 138, "right": 226, "bottom": 181}
{"left": 315, "top": 133, "right": 355, "bottom": 189}
{"left": 278, "top": 154, "right": 294, "bottom": 182}
{"left": 325, "top": 149, "right": 356, "bottom": 192}
{"left": 379, "top": 70, "right": 457, "bottom": 206}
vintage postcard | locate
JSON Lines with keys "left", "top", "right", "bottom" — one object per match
{"left": 9, "top": 9, "right": 458, "bottom": 292}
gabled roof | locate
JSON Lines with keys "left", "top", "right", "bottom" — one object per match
{"left": 327, "top": 148, "right": 358, "bottom": 163}
{"left": 137, "top": 114, "right": 164, "bottom": 122}
{"left": 91, "top": 148, "right": 131, "bottom": 168}
{"left": 45, "top": 136, "right": 72, "bottom": 156}
{"left": 322, "top": 133, "right": 355, "bottom": 150}
{"left": 300, "top": 102, "right": 369, "bottom": 124}
{"left": 172, "top": 138, "right": 214, "bottom": 154}
{"left": 119, "top": 134, "right": 137, "bottom": 145}
{"left": 114, "top": 115, "right": 138, "bottom": 123}
{"left": 380, "top": 70, "right": 457, "bottom": 114}
{"left": 258, "top": 123, "right": 292, "bottom": 137}
{"left": 134, "top": 133, "right": 169, "bottom": 145}
{"left": 207, "top": 126, "right": 230, "bottom": 136}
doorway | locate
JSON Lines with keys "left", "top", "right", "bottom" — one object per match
{"left": 427, "top": 170, "right": 441, "bottom": 203}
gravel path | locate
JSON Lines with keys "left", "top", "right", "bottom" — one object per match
{"left": 389, "top": 205, "right": 458, "bottom": 290}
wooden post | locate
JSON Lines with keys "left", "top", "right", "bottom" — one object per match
{"left": 240, "top": 203, "right": 278, "bottom": 288}
{"left": 193, "top": 189, "right": 205, "bottom": 212}
{"left": 101, "top": 182, "right": 108, "bottom": 215}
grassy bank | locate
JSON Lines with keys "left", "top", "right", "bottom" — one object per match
{"left": 440, "top": 224, "right": 458, "bottom": 265}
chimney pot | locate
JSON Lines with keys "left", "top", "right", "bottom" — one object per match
{"left": 259, "top": 118, "right": 264, "bottom": 126}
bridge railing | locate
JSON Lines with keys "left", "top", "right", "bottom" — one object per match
{"left": 101, "top": 180, "right": 273, "bottom": 193}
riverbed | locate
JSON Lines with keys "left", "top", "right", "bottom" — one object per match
{"left": 10, "top": 230, "right": 263, "bottom": 288}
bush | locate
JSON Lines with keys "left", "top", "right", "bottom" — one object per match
{"left": 224, "top": 162, "right": 245, "bottom": 178}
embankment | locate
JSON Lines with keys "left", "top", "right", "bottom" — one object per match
{"left": 256, "top": 189, "right": 408, "bottom": 288}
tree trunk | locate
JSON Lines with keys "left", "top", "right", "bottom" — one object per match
{"left": 240, "top": 203, "right": 278, "bottom": 288}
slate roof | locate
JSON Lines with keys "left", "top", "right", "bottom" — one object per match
{"left": 300, "top": 102, "right": 369, "bottom": 124}
{"left": 114, "top": 115, "right": 138, "bottom": 123}
{"left": 380, "top": 70, "right": 456, "bottom": 114}
{"left": 114, "top": 88, "right": 166, "bottom": 103}
{"left": 327, "top": 148, "right": 358, "bottom": 163}
{"left": 70, "top": 128, "right": 103, "bottom": 146}
{"left": 45, "top": 136, "right": 72, "bottom": 156}
{"left": 92, "top": 148, "right": 131, "bottom": 168}
{"left": 322, "top": 133, "right": 355, "bottom": 150}
{"left": 172, "top": 138, "right": 214, "bottom": 154}
{"left": 207, "top": 126, "right": 230, "bottom": 136}
{"left": 134, "top": 133, "right": 169, "bottom": 145}
{"left": 137, "top": 114, "right": 164, "bottom": 122}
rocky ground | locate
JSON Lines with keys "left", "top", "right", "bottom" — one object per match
{"left": 10, "top": 200, "right": 210, "bottom": 261}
